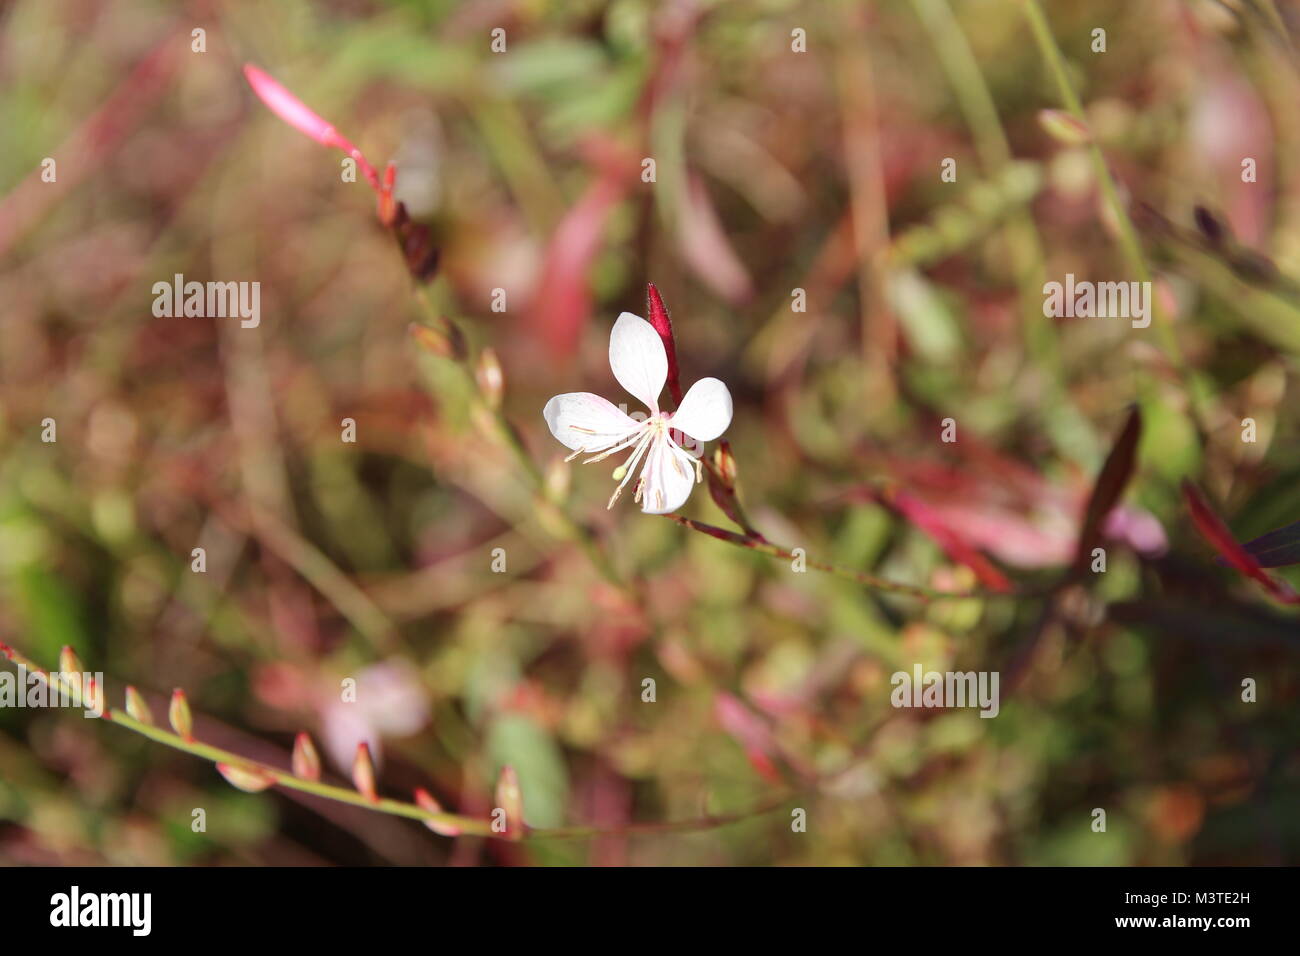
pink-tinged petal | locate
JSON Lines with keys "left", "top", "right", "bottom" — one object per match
{"left": 543, "top": 392, "right": 640, "bottom": 452}
{"left": 677, "top": 173, "right": 754, "bottom": 306}
{"left": 243, "top": 64, "right": 338, "bottom": 147}
{"left": 640, "top": 436, "right": 697, "bottom": 515}
{"left": 670, "top": 377, "right": 732, "bottom": 443}
{"left": 608, "top": 312, "right": 667, "bottom": 413}
{"left": 533, "top": 174, "right": 625, "bottom": 358}
{"left": 242, "top": 64, "right": 380, "bottom": 191}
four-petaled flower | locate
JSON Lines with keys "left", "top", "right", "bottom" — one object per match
{"left": 543, "top": 313, "right": 732, "bottom": 514}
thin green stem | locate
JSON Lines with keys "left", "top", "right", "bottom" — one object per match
{"left": 1020, "top": 0, "right": 1185, "bottom": 370}
{"left": 668, "top": 515, "right": 1033, "bottom": 602}
{"left": 409, "top": 286, "right": 635, "bottom": 599}
{"left": 1, "top": 642, "right": 791, "bottom": 843}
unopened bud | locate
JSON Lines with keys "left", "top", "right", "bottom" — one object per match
{"left": 352, "top": 742, "right": 379, "bottom": 802}
{"left": 475, "top": 347, "right": 504, "bottom": 408}
{"left": 494, "top": 765, "right": 525, "bottom": 840}
{"left": 58, "top": 646, "right": 84, "bottom": 698}
{"left": 1038, "top": 109, "right": 1091, "bottom": 146}
{"left": 414, "top": 788, "right": 463, "bottom": 836}
{"left": 217, "top": 762, "right": 275, "bottom": 793}
{"left": 713, "top": 441, "right": 737, "bottom": 488}
{"left": 409, "top": 319, "right": 466, "bottom": 362}
{"left": 169, "top": 689, "right": 193, "bottom": 741}
{"left": 125, "top": 686, "right": 154, "bottom": 725}
{"left": 292, "top": 732, "right": 321, "bottom": 781}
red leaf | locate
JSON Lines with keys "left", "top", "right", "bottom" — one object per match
{"left": 714, "top": 693, "right": 784, "bottom": 785}
{"left": 876, "top": 488, "right": 1012, "bottom": 592}
{"left": 676, "top": 172, "right": 754, "bottom": 307}
{"left": 1182, "top": 481, "right": 1298, "bottom": 603}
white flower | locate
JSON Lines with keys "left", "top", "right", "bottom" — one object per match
{"left": 543, "top": 312, "right": 733, "bottom": 514}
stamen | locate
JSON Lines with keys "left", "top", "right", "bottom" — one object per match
{"left": 584, "top": 425, "right": 647, "bottom": 463}
{"left": 564, "top": 446, "right": 586, "bottom": 462}
{"left": 607, "top": 429, "right": 656, "bottom": 509}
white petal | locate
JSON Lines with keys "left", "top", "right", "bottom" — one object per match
{"left": 670, "top": 377, "right": 732, "bottom": 443}
{"left": 608, "top": 312, "right": 667, "bottom": 414}
{"left": 543, "top": 392, "right": 639, "bottom": 452}
{"left": 639, "top": 435, "right": 698, "bottom": 515}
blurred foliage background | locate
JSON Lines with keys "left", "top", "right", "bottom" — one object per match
{"left": 1, "top": 0, "right": 1299, "bottom": 865}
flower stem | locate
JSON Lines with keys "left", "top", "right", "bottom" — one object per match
{"left": 410, "top": 285, "right": 635, "bottom": 600}
{"left": 1, "top": 642, "right": 795, "bottom": 843}
{"left": 1019, "top": 0, "right": 1188, "bottom": 374}
{"left": 667, "top": 515, "right": 1029, "bottom": 601}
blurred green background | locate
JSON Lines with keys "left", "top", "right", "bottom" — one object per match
{"left": 1, "top": 0, "right": 1298, "bottom": 865}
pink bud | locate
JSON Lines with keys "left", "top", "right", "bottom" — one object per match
{"left": 292, "top": 732, "right": 321, "bottom": 781}
{"left": 124, "top": 686, "right": 154, "bottom": 725}
{"left": 646, "top": 284, "right": 684, "bottom": 407}
{"left": 242, "top": 64, "right": 380, "bottom": 192}
{"left": 169, "top": 689, "right": 193, "bottom": 742}
{"left": 352, "top": 742, "right": 379, "bottom": 802}
{"left": 217, "top": 762, "right": 276, "bottom": 793}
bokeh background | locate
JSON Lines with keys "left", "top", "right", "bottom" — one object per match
{"left": 2, "top": 0, "right": 1299, "bottom": 865}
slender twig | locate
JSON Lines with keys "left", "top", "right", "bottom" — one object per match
{"left": 667, "top": 515, "right": 1031, "bottom": 601}
{"left": 0, "top": 642, "right": 792, "bottom": 843}
{"left": 1019, "top": 1, "right": 1189, "bottom": 376}
{"left": 409, "top": 287, "right": 635, "bottom": 600}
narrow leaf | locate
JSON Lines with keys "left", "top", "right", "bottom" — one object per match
{"left": 1238, "top": 519, "right": 1300, "bottom": 568}
{"left": 1182, "top": 482, "right": 1298, "bottom": 603}
{"left": 1074, "top": 405, "right": 1142, "bottom": 569}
